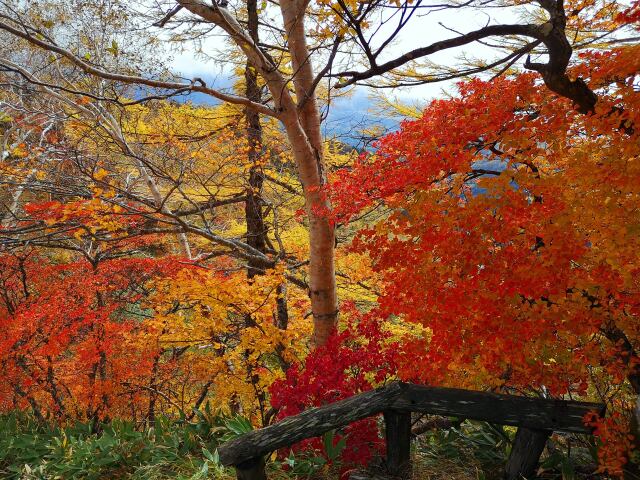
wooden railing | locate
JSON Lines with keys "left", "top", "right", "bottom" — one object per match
{"left": 218, "top": 382, "right": 605, "bottom": 480}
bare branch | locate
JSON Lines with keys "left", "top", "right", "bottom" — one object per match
{"left": 153, "top": 4, "right": 184, "bottom": 27}
{"left": 335, "top": 23, "right": 541, "bottom": 88}
{"left": 0, "top": 18, "right": 279, "bottom": 118}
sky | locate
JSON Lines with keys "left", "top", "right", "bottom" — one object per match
{"left": 166, "top": 1, "right": 530, "bottom": 96}
{"left": 156, "top": 1, "right": 531, "bottom": 138}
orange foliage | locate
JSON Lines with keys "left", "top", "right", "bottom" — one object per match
{"left": 330, "top": 45, "right": 640, "bottom": 471}
{"left": 0, "top": 252, "right": 185, "bottom": 421}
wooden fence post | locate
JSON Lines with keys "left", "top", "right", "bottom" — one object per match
{"left": 384, "top": 409, "right": 412, "bottom": 478}
{"left": 504, "top": 427, "right": 551, "bottom": 480}
{"left": 235, "top": 456, "right": 267, "bottom": 480}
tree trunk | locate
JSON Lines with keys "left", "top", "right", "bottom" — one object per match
{"left": 279, "top": 0, "right": 337, "bottom": 346}
{"left": 243, "top": 0, "right": 290, "bottom": 334}
{"left": 177, "top": 0, "right": 339, "bottom": 346}
{"left": 244, "top": 0, "right": 266, "bottom": 281}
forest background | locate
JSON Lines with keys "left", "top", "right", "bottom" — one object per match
{"left": 0, "top": 0, "right": 639, "bottom": 478}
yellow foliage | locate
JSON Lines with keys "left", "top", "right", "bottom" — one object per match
{"left": 147, "top": 266, "right": 312, "bottom": 418}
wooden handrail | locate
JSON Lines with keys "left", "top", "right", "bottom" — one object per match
{"left": 219, "top": 382, "right": 404, "bottom": 466}
{"left": 218, "top": 381, "right": 606, "bottom": 480}
{"left": 392, "top": 383, "right": 602, "bottom": 434}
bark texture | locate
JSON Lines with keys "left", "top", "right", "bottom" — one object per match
{"left": 279, "top": 0, "right": 337, "bottom": 345}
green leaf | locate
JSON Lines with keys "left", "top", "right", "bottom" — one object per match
{"left": 322, "top": 429, "right": 335, "bottom": 457}
{"left": 202, "top": 447, "right": 219, "bottom": 464}
{"left": 322, "top": 429, "right": 347, "bottom": 461}
{"left": 561, "top": 458, "right": 576, "bottom": 480}
{"left": 284, "top": 452, "right": 296, "bottom": 467}
{"left": 540, "top": 452, "right": 563, "bottom": 469}
{"left": 224, "top": 416, "right": 253, "bottom": 437}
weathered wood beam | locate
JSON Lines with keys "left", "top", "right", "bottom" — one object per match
{"left": 219, "top": 382, "right": 404, "bottom": 466}
{"left": 392, "top": 384, "right": 604, "bottom": 434}
{"left": 504, "top": 427, "right": 551, "bottom": 480}
{"left": 218, "top": 381, "right": 605, "bottom": 468}
{"left": 235, "top": 456, "right": 267, "bottom": 480}
{"left": 384, "top": 409, "right": 412, "bottom": 477}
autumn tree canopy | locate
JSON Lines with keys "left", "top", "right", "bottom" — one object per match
{"left": 330, "top": 38, "right": 640, "bottom": 475}
{"left": 0, "top": 0, "right": 639, "bottom": 477}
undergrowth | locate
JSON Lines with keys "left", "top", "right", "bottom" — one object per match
{"left": 0, "top": 407, "right": 240, "bottom": 480}
{"left": 0, "top": 413, "right": 606, "bottom": 479}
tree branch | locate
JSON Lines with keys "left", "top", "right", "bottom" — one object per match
{"left": 0, "top": 18, "right": 279, "bottom": 118}
{"left": 334, "top": 23, "right": 541, "bottom": 88}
